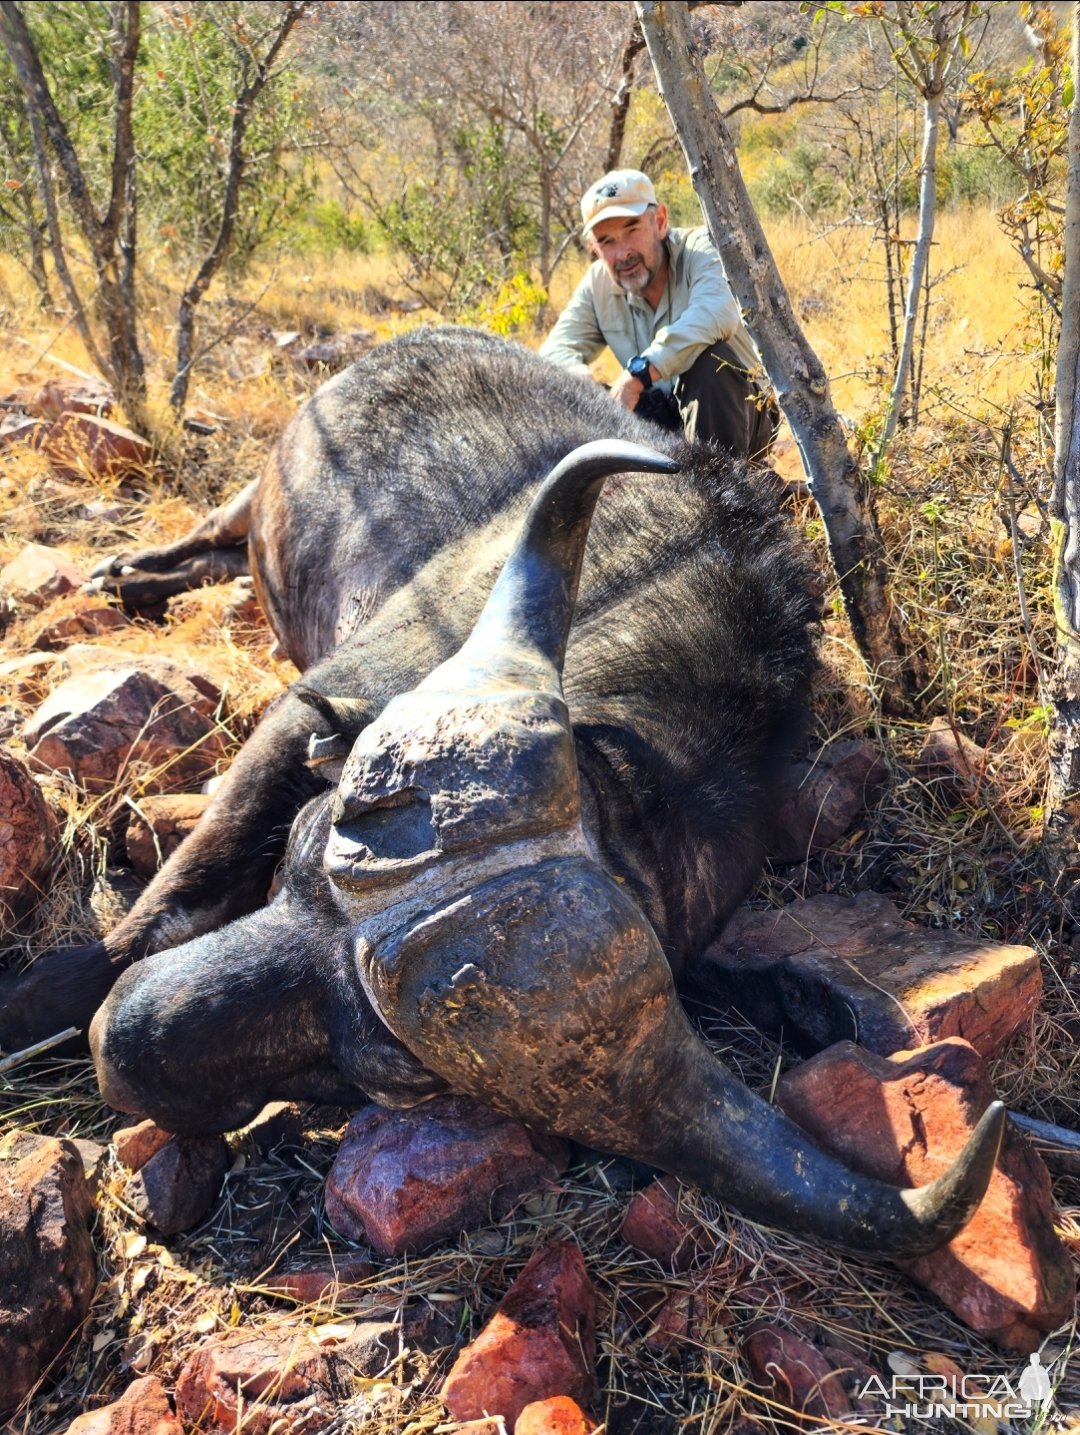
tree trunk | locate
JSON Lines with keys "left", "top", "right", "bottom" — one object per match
{"left": 635, "top": 0, "right": 918, "bottom": 712}
{"left": 25, "top": 212, "right": 50, "bottom": 306}
{"left": 604, "top": 22, "right": 645, "bottom": 173}
{"left": 537, "top": 167, "right": 552, "bottom": 293}
{"left": 877, "top": 83, "right": 942, "bottom": 460}
{"left": 0, "top": 0, "right": 148, "bottom": 429}
{"left": 1044, "top": 4, "right": 1080, "bottom": 916}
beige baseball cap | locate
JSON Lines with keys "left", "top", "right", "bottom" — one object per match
{"left": 580, "top": 169, "right": 657, "bottom": 236}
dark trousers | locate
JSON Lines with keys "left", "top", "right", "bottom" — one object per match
{"left": 637, "top": 341, "right": 779, "bottom": 459}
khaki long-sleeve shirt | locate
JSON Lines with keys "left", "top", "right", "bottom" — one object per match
{"left": 539, "top": 226, "right": 761, "bottom": 384}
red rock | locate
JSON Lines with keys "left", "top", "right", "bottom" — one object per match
{"left": 70, "top": 1137, "right": 108, "bottom": 1194}
{"left": 700, "top": 891, "right": 1040, "bottom": 1060}
{"left": 0, "top": 1131, "right": 96, "bottom": 1418}
{"left": 621, "top": 1177, "right": 708, "bottom": 1271}
{"left": 127, "top": 1135, "right": 229, "bottom": 1236}
{"left": 125, "top": 793, "right": 211, "bottom": 877}
{"left": 516, "top": 1395, "right": 596, "bottom": 1434}
{"left": 27, "top": 378, "right": 113, "bottom": 421}
{"left": 0, "top": 542, "right": 85, "bottom": 604}
{"left": 24, "top": 659, "right": 226, "bottom": 794}
{"left": 819, "top": 1345, "right": 881, "bottom": 1415}
{"left": 113, "top": 1118, "right": 173, "bottom": 1172}
{"left": 0, "top": 414, "right": 43, "bottom": 449}
{"left": 775, "top": 1038, "right": 1074, "bottom": 1350}
{"left": 644, "top": 1291, "right": 696, "bottom": 1353}
{"left": 32, "top": 598, "right": 133, "bottom": 651}
{"left": 5, "top": 641, "right": 131, "bottom": 700}
{"left": 918, "top": 715, "right": 988, "bottom": 802}
{"left": 64, "top": 1376, "right": 180, "bottom": 1435}
{"left": 175, "top": 1327, "right": 327, "bottom": 1435}
{"left": 771, "top": 738, "right": 887, "bottom": 862}
{"left": 745, "top": 1325, "right": 851, "bottom": 1418}
{"left": 729, "top": 1279, "right": 783, "bottom": 1326}
{"left": 0, "top": 747, "right": 56, "bottom": 931}
{"left": 259, "top": 1256, "right": 375, "bottom": 1304}
{"left": 441, "top": 1241, "right": 596, "bottom": 1430}
{"left": 176, "top": 1310, "right": 453, "bottom": 1434}
{"left": 43, "top": 413, "right": 153, "bottom": 482}
{"left": 325, "top": 1094, "right": 569, "bottom": 1256}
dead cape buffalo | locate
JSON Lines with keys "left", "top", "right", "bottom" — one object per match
{"left": 1, "top": 327, "right": 1002, "bottom": 1257}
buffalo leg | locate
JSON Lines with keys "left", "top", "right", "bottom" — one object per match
{"left": 0, "top": 671, "right": 364, "bottom": 1053}
{"left": 88, "top": 480, "right": 256, "bottom": 607}
{"left": 91, "top": 546, "right": 250, "bottom": 609}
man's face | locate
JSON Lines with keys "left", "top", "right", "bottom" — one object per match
{"left": 589, "top": 205, "right": 669, "bottom": 294}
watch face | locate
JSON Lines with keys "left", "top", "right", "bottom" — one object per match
{"left": 629, "top": 357, "right": 649, "bottom": 381}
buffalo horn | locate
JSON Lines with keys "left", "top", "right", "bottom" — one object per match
{"left": 634, "top": 1011, "right": 1007, "bottom": 1256}
{"left": 455, "top": 439, "right": 679, "bottom": 684}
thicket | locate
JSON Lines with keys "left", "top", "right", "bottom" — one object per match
{"left": 2, "top": 0, "right": 1062, "bottom": 387}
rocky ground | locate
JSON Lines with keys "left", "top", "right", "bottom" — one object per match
{"left": 1, "top": 376, "right": 1078, "bottom": 1434}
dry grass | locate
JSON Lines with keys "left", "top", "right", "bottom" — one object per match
{"left": 766, "top": 207, "right": 1033, "bottom": 419}
{"left": 1, "top": 204, "right": 1078, "bottom": 1433}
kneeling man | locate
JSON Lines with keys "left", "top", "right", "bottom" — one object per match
{"left": 540, "top": 169, "right": 777, "bottom": 459}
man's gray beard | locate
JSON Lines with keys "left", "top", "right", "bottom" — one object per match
{"left": 616, "top": 262, "right": 653, "bottom": 294}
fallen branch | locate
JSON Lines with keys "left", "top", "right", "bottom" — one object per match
{"left": 0, "top": 1026, "right": 81, "bottom": 1074}
{"left": 1010, "top": 1110, "right": 1080, "bottom": 1176}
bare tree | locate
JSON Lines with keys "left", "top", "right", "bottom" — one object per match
{"left": 1044, "top": 3, "right": 1080, "bottom": 911}
{"left": 0, "top": 0, "right": 308, "bottom": 431}
{"left": 0, "top": 0, "right": 146, "bottom": 427}
{"left": 325, "top": 2, "right": 629, "bottom": 311}
{"left": 636, "top": 0, "right": 917, "bottom": 712}
{"left": 0, "top": 68, "right": 51, "bottom": 306}
{"left": 169, "top": 0, "right": 305, "bottom": 414}
{"left": 697, "top": 1, "right": 867, "bottom": 121}
{"left": 604, "top": 18, "right": 647, "bottom": 174}
{"left": 872, "top": 1, "right": 979, "bottom": 465}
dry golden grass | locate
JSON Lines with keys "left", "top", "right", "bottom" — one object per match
{"left": 1, "top": 203, "right": 1078, "bottom": 1433}
{"left": 765, "top": 207, "right": 1034, "bottom": 418}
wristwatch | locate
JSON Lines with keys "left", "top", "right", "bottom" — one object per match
{"left": 628, "top": 355, "right": 653, "bottom": 389}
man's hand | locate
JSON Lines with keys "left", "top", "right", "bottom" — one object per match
{"left": 609, "top": 361, "right": 662, "bottom": 411}
{"left": 609, "top": 368, "right": 643, "bottom": 411}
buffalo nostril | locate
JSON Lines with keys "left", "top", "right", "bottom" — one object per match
{"left": 333, "top": 789, "right": 437, "bottom": 862}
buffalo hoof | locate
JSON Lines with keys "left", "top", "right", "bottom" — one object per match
{"left": 86, "top": 547, "right": 249, "bottom": 611}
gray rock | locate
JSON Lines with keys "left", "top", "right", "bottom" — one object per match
{"left": 127, "top": 1134, "right": 229, "bottom": 1236}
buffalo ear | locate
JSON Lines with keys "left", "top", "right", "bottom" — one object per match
{"left": 295, "top": 688, "right": 374, "bottom": 783}
{"left": 294, "top": 686, "right": 373, "bottom": 734}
